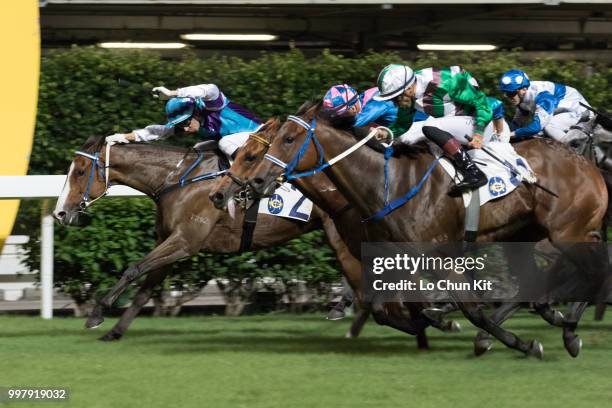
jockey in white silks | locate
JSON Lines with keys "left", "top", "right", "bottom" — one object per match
{"left": 105, "top": 84, "right": 262, "bottom": 158}
{"left": 498, "top": 69, "right": 592, "bottom": 144}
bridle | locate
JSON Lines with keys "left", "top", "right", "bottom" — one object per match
{"left": 263, "top": 115, "right": 381, "bottom": 181}
{"left": 74, "top": 142, "right": 112, "bottom": 209}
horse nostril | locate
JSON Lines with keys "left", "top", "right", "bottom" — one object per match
{"left": 252, "top": 177, "right": 264, "bottom": 187}
{"left": 211, "top": 192, "right": 224, "bottom": 204}
{"left": 54, "top": 211, "right": 66, "bottom": 220}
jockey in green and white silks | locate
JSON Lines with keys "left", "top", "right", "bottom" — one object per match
{"left": 375, "top": 64, "right": 493, "bottom": 197}
{"left": 105, "top": 84, "right": 262, "bottom": 158}
{"left": 499, "top": 69, "right": 592, "bottom": 144}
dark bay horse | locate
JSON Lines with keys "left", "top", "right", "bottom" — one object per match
{"left": 53, "top": 135, "right": 370, "bottom": 341}
{"left": 214, "top": 103, "right": 609, "bottom": 358}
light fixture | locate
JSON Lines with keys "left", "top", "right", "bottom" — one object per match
{"left": 180, "top": 34, "right": 278, "bottom": 41}
{"left": 98, "top": 42, "right": 187, "bottom": 49}
{"left": 417, "top": 44, "right": 497, "bottom": 51}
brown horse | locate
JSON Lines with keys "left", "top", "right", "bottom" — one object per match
{"left": 52, "top": 135, "right": 372, "bottom": 341}
{"left": 212, "top": 119, "right": 463, "bottom": 345}
{"left": 212, "top": 103, "right": 609, "bottom": 358}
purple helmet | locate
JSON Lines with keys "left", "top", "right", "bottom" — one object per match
{"left": 322, "top": 84, "right": 360, "bottom": 115}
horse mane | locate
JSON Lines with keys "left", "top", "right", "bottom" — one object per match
{"left": 80, "top": 134, "right": 107, "bottom": 153}
{"left": 295, "top": 100, "right": 321, "bottom": 116}
{"left": 80, "top": 134, "right": 194, "bottom": 156}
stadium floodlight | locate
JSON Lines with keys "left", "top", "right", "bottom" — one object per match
{"left": 417, "top": 44, "right": 497, "bottom": 51}
{"left": 97, "top": 42, "right": 187, "bottom": 49}
{"left": 181, "top": 34, "right": 278, "bottom": 41}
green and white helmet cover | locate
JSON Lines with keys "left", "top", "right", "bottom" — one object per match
{"left": 374, "top": 64, "right": 416, "bottom": 101}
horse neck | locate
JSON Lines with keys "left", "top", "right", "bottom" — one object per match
{"left": 105, "top": 145, "right": 191, "bottom": 197}
{"left": 295, "top": 173, "right": 350, "bottom": 216}
{"left": 311, "top": 125, "right": 400, "bottom": 217}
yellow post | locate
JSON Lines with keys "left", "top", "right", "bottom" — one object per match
{"left": 0, "top": 1, "right": 39, "bottom": 249}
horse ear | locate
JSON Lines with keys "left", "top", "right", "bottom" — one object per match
{"left": 269, "top": 117, "right": 280, "bottom": 130}
{"left": 261, "top": 117, "right": 280, "bottom": 133}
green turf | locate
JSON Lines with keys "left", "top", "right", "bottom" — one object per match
{"left": 0, "top": 309, "right": 611, "bottom": 408}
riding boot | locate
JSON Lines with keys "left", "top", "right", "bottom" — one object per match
{"left": 421, "top": 125, "right": 487, "bottom": 197}
{"left": 448, "top": 148, "right": 488, "bottom": 197}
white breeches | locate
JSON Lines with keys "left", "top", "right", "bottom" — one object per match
{"left": 398, "top": 116, "right": 510, "bottom": 145}
{"left": 543, "top": 111, "right": 589, "bottom": 143}
{"left": 218, "top": 131, "right": 253, "bottom": 157}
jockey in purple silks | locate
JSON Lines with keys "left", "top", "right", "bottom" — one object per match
{"left": 106, "top": 84, "right": 262, "bottom": 158}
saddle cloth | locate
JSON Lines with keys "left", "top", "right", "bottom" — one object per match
{"left": 435, "top": 141, "right": 536, "bottom": 207}
{"left": 258, "top": 182, "right": 313, "bottom": 222}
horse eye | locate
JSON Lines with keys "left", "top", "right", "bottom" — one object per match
{"left": 245, "top": 154, "right": 257, "bottom": 163}
{"left": 76, "top": 169, "right": 85, "bottom": 177}
{"left": 285, "top": 136, "right": 295, "bottom": 144}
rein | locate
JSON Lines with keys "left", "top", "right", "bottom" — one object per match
{"left": 154, "top": 149, "right": 228, "bottom": 200}
{"left": 263, "top": 115, "right": 379, "bottom": 181}
{"left": 263, "top": 114, "right": 441, "bottom": 222}
{"left": 75, "top": 143, "right": 227, "bottom": 206}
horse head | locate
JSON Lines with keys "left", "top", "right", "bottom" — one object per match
{"left": 53, "top": 135, "right": 109, "bottom": 226}
{"left": 209, "top": 117, "right": 281, "bottom": 210}
{"left": 247, "top": 102, "right": 328, "bottom": 197}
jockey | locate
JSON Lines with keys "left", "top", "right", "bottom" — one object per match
{"left": 498, "top": 69, "right": 592, "bottom": 143}
{"left": 105, "top": 84, "right": 262, "bottom": 158}
{"left": 398, "top": 97, "right": 509, "bottom": 146}
{"left": 374, "top": 64, "right": 493, "bottom": 197}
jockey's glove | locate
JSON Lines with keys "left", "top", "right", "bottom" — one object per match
{"left": 105, "top": 133, "right": 131, "bottom": 144}
{"left": 469, "top": 133, "right": 484, "bottom": 149}
{"left": 151, "top": 86, "right": 178, "bottom": 100}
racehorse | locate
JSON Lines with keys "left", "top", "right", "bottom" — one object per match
{"left": 210, "top": 102, "right": 609, "bottom": 358}
{"left": 52, "top": 135, "right": 375, "bottom": 342}
{"left": 212, "top": 119, "right": 463, "bottom": 346}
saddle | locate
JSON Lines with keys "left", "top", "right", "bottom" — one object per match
{"left": 193, "top": 140, "right": 230, "bottom": 171}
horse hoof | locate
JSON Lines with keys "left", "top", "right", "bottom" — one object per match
{"left": 448, "top": 320, "right": 462, "bottom": 332}
{"left": 85, "top": 315, "right": 105, "bottom": 329}
{"left": 326, "top": 309, "right": 346, "bottom": 321}
{"left": 422, "top": 308, "right": 444, "bottom": 324}
{"left": 527, "top": 340, "right": 544, "bottom": 360}
{"left": 564, "top": 335, "right": 582, "bottom": 358}
{"left": 98, "top": 331, "right": 122, "bottom": 342}
{"left": 553, "top": 310, "right": 565, "bottom": 327}
{"left": 345, "top": 331, "right": 356, "bottom": 339}
{"left": 474, "top": 337, "right": 493, "bottom": 356}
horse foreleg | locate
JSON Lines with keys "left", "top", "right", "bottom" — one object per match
{"left": 370, "top": 301, "right": 429, "bottom": 337}
{"left": 86, "top": 234, "right": 191, "bottom": 329}
{"left": 98, "top": 267, "right": 169, "bottom": 341}
{"left": 473, "top": 302, "right": 522, "bottom": 356}
{"left": 457, "top": 302, "right": 543, "bottom": 359}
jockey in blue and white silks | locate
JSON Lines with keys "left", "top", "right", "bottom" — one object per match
{"left": 106, "top": 83, "right": 262, "bottom": 157}
{"left": 498, "top": 69, "right": 592, "bottom": 143}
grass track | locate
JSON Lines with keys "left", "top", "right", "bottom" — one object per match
{"left": 0, "top": 309, "right": 611, "bottom": 408}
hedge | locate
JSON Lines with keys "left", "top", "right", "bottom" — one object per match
{"left": 19, "top": 47, "right": 612, "bottom": 313}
